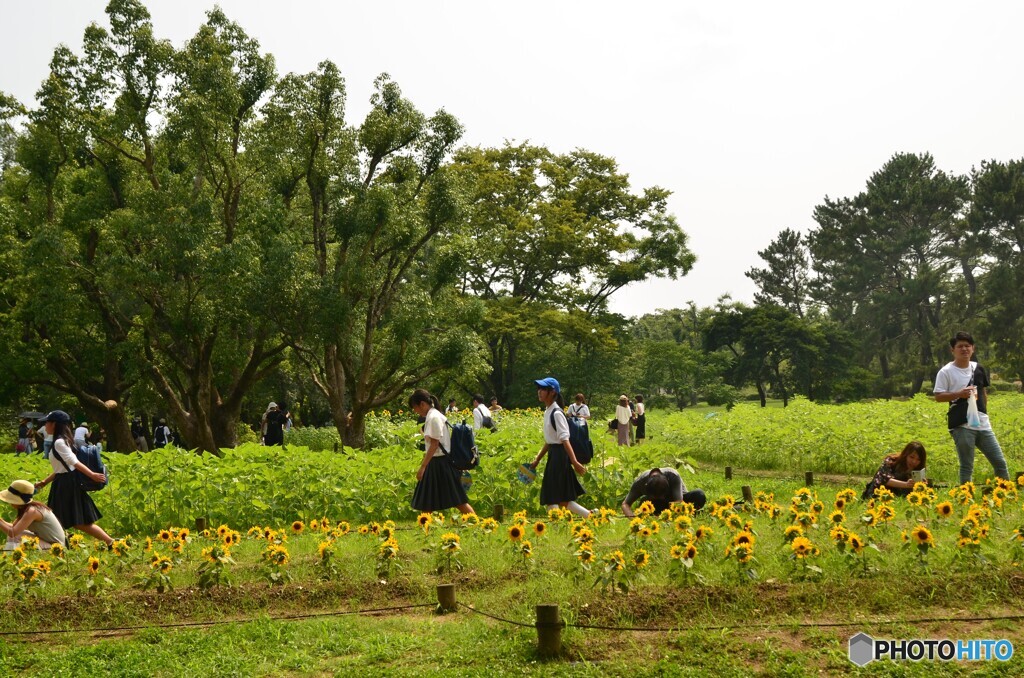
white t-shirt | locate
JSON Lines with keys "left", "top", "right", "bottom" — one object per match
{"left": 472, "top": 403, "right": 491, "bottom": 430}
{"left": 616, "top": 405, "right": 632, "bottom": 426}
{"left": 567, "top": 403, "right": 590, "bottom": 419}
{"left": 49, "top": 438, "right": 81, "bottom": 474}
{"left": 73, "top": 426, "right": 89, "bottom": 445}
{"left": 933, "top": 361, "right": 991, "bottom": 431}
{"left": 543, "top": 403, "right": 570, "bottom": 444}
{"left": 423, "top": 408, "right": 451, "bottom": 458}
{"left": 636, "top": 403, "right": 645, "bottom": 416}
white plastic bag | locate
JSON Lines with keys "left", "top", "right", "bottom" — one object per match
{"left": 966, "top": 390, "right": 982, "bottom": 427}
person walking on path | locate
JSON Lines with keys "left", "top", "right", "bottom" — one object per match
{"left": 529, "top": 377, "right": 589, "bottom": 518}
{"left": 933, "top": 331, "right": 1010, "bottom": 485}
{"left": 409, "top": 389, "right": 475, "bottom": 515}
{"left": 633, "top": 394, "right": 647, "bottom": 445}
{"left": 615, "top": 395, "right": 632, "bottom": 447}
{"left": 33, "top": 410, "right": 112, "bottom": 547}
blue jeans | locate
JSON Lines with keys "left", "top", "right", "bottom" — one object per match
{"left": 951, "top": 427, "right": 1009, "bottom": 485}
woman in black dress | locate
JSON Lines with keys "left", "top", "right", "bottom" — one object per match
{"left": 529, "top": 377, "right": 589, "bottom": 518}
{"left": 33, "top": 411, "right": 113, "bottom": 546}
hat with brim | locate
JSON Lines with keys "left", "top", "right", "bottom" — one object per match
{"left": 43, "top": 410, "right": 71, "bottom": 425}
{"left": 0, "top": 480, "right": 36, "bottom": 506}
{"left": 534, "top": 377, "right": 560, "bottom": 393}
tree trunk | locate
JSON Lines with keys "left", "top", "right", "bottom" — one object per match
{"left": 81, "top": 399, "right": 134, "bottom": 454}
{"left": 756, "top": 381, "right": 767, "bottom": 408}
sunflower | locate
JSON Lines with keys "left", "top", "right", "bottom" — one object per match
{"left": 731, "top": 544, "right": 753, "bottom": 563}
{"left": 247, "top": 526, "right": 263, "bottom": 539}
{"left": 336, "top": 521, "right": 351, "bottom": 535}
{"left": 170, "top": 539, "right": 184, "bottom": 554}
{"left": 674, "top": 515, "right": 693, "bottom": 532}
{"left": 519, "top": 540, "right": 533, "bottom": 557}
{"left": 837, "top": 489, "right": 857, "bottom": 503}
{"left": 548, "top": 507, "right": 565, "bottom": 522}
{"left": 20, "top": 566, "right": 38, "bottom": 582}
{"left": 533, "top": 521, "right": 547, "bottom": 536}
{"left": 977, "top": 524, "right": 991, "bottom": 539}
{"left": 49, "top": 543, "right": 65, "bottom": 559}
{"left": 683, "top": 542, "right": 698, "bottom": 560}
{"left": 637, "top": 501, "right": 655, "bottom": 517}
{"left": 111, "top": 540, "right": 128, "bottom": 557}
{"left": 650, "top": 521, "right": 661, "bottom": 535}
{"left": 848, "top": 533, "right": 864, "bottom": 554}
{"left": 291, "top": 521, "right": 305, "bottom": 534}
{"left": 36, "top": 560, "right": 51, "bottom": 574}
{"left": 632, "top": 549, "right": 650, "bottom": 569}
{"left": 725, "top": 514, "right": 743, "bottom": 530}
{"left": 380, "top": 526, "right": 394, "bottom": 541}
{"left": 639, "top": 527, "right": 653, "bottom": 539}
{"left": 309, "top": 519, "right": 319, "bottom": 532}
{"left": 158, "top": 529, "right": 172, "bottom": 542}
{"left": 177, "top": 528, "right": 190, "bottom": 541}
{"left": 576, "top": 546, "right": 596, "bottom": 563}
{"left": 369, "top": 522, "right": 382, "bottom": 535}
{"left": 574, "top": 527, "right": 595, "bottom": 545}
{"left": 791, "top": 536, "right": 814, "bottom": 559}
{"left": 829, "top": 525, "right": 850, "bottom": 544}
{"left": 784, "top": 525, "right": 804, "bottom": 542}
{"left": 731, "top": 531, "right": 755, "bottom": 548}
{"left": 68, "top": 534, "right": 84, "bottom": 549}
{"left": 158, "top": 557, "right": 172, "bottom": 573}
{"left": 480, "top": 518, "right": 498, "bottom": 534}
{"left": 936, "top": 502, "right": 954, "bottom": 518}
{"left": 461, "top": 513, "right": 480, "bottom": 525}
{"left": 828, "top": 510, "right": 845, "bottom": 525}
{"left": 693, "top": 525, "right": 713, "bottom": 541}
{"left": 911, "top": 526, "right": 934, "bottom": 546}
{"left": 810, "top": 501, "right": 825, "bottom": 515}
{"left": 604, "top": 550, "right": 625, "bottom": 571}
{"left": 87, "top": 556, "right": 100, "bottom": 575}
{"left": 907, "top": 492, "right": 924, "bottom": 507}
{"left": 440, "top": 533, "right": 460, "bottom": 552}
{"left": 669, "top": 544, "right": 684, "bottom": 560}
{"left": 508, "top": 525, "right": 524, "bottom": 542}
{"left": 216, "top": 524, "right": 229, "bottom": 537}
{"left": 659, "top": 509, "right": 674, "bottom": 522}
{"left": 629, "top": 518, "right": 645, "bottom": 534}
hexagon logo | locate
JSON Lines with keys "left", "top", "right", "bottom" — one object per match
{"left": 849, "top": 632, "right": 875, "bottom": 667}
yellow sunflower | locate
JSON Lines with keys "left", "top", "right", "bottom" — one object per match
{"left": 632, "top": 549, "right": 650, "bottom": 569}
{"left": 936, "top": 502, "right": 953, "bottom": 518}
{"left": 87, "top": 556, "right": 100, "bottom": 575}
{"left": 533, "top": 521, "right": 546, "bottom": 536}
{"left": 508, "top": 524, "right": 524, "bottom": 542}
{"left": 291, "top": 521, "right": 304, "bottom": 534}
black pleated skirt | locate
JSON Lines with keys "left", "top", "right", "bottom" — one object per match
{"left": 635, "top": 413, "right": 647, "bottom": 439}
{"left": 412, "top": 456, "right": 469, "bottom": 512}
{"left": 47, "top": 473, "right": 102, "bottom": 528}
{"left": 540, "top": 443, "right": 585, "bottom": 505}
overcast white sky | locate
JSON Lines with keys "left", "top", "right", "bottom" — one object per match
{"left": 3, "top": 1, "right": 1023, "bottom": 317}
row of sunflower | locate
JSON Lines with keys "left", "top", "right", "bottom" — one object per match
{"left": 3, "top": 477, "right": 1024, "bottom": 599}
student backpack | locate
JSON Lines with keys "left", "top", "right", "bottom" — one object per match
{"left": 553, "top": 406, "right": 594, "bottom": 465}
{"left": 54, "top": 442, "right": 108, "bottom": 492}
{"left": 442, "top": 421, "right": 481, "bottom": 471}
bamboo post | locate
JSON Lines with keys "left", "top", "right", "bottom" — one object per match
{"left": 724, "top": 466, "right": 732, "bottom": 480}
{"left": 436, "top": 584, "right": 457, "bottom": 613}
{"left": 195, "top": 517, "right": 207, "bottom": 532}
{"left": 493, "top": 504, "right": 505, "bottom": 521}
{"left": 741, "top": 486, "right": 753, "bottom": 503}
{"left": 535, "top": 604, "right": 563, "bottom": 658}
{"left": 805, "top": 471, "right": 814, "bottom": 487}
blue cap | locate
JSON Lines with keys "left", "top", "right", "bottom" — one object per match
{"left": 534, "top": 377, "right": 560, "bottom": 393}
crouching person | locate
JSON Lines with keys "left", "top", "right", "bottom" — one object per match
{"left": 621, "top": 467, "right": 706, "bottom": 517}
{"left": 0, "top": 479, "right": 67, "bottom": 550}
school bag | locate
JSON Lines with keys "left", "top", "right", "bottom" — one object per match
{"left": 54, "top": 442, "right": 109, "bottom": 492}
{"left": 551, "top": 406, "right": 594, "bottom": 465}
{"left": 565, "top": 412, "right": 594, "bottom": 465}
{"left": 441, "top": 421, "right": 480, "bottom": 471}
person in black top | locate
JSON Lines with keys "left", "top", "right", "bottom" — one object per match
{"left": 621, "top": 468, "right": 706, "bottom": 516}
{"left": 17, "top": 419, "right": 34, "bottom": 456}
{"left": 262, "top": 402, "right": 286, "bottom": 446}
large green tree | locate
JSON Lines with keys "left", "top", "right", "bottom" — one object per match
{"left": 452, "top": 142, "right": 695, "bottom": 403}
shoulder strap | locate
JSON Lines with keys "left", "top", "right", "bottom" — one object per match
{"left": 53, "top": 441, "right": 77, "bottom": 473}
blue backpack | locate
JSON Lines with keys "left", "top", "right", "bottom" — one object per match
{"left": 565, "top": 411, "right": 594, "bottom": 465}
{"left": 55, "top": 442, "right": 108, "bottom": 492}
{"left": 550, "top": 406, "right": 593, "bottom": 465}
{"left": 442, "top": 421, "right": 480, "bottom": 471}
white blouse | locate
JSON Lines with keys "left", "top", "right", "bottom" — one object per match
{"left": 48, "top": 439, "right": 80, "bottom": 474}
{"left": 543, "top": 404, "right": 570, "bottom": 444}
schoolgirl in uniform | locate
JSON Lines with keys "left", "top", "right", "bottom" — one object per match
{"left": 409, "top": 389, "right": 475, "bottom": 515}
{"left": 567, "top": 393, "right": 591, "bottom": 424}
{"left": 529, "top": 377, "right": 590, "bottom": 518}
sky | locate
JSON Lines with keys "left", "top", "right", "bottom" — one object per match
{"left": 3, "top": 1, "right": 1023, "bottom": 318}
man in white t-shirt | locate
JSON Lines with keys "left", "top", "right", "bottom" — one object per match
{"left": 933, "top": 331, "right": 1009, "bottom": 485}
{"left": 471, "top": 394, "right": 495, "bottom": 431}
{"left": 73, "top": 422, "right": 90, "bottom": 447}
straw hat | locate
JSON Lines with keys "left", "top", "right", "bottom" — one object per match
{"left": 619, "top": 394, "right": 628, "bottom": 403}
{"left": 0, "top": 480, "right": 36, "bottom": 506}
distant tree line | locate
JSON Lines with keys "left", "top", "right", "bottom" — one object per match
{"left": 1, "top": 2, "right": 1021, "bottom": 452}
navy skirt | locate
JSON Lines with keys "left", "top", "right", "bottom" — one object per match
{"left": 47, "top": 473, "right": 102, "bottom": 528}
{"left": 412, "top": 456, "right": 469, "bottom": 512}
{"left": 540, "top": 443, "right": 585, "bottom": 506}
{"left": 635, "top": 413, "right": 647, "bottom": 439}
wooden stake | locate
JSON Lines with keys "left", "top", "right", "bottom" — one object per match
{"left": 536, "top": 604, "right": 562, "bottom": 658}
{"left": 333, "top": 442, "right": 339, "bottom": 453}
{"left": 742, "top": 485, "right": 753, "bottom": 503}
{"left": 805, "top": 471, "right": 814, "bottom": 486}
{"left": 725, "top": 466, "right": 732, "bottom": 480}
{"left": 436, "top": 583, "right": 457, "bottom": 613}
{"left": 493, "top": 504, "right": 505, "bottom": 521}
{"left": 195, "top": 517, "right": 207, "bottom": 532}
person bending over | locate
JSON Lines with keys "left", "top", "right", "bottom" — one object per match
{"left": 621, "top": 467, "right": 706, "bottom": 517}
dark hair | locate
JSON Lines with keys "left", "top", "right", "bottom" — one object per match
{"left": 888, "top": 441, "right": 926, "bottom": 477}
{"left": 574, "top": 393, "right": 586, "bottom": 404}
{"left": 489, "top": 396, "right": 498, "bottom": 403}
{"left": 472, "top": 394, "right": 485, "bottom": 406}
{"left": 645, "top": 470, "right": 670, "bottom": 513}
{"left": 635, "top": 395, "right": 644, "bottom": 403}
{"left": 51, "top": 420, "right": 74, "bottom": 449}
{"left": 949, "top": 331, "right": 974, "bottom": 348}
{"left": 449, "top": 398, "right": 456, "bottom": 404}
{"left": 538, "top": 385, "right": 564, "bottom": 408}
{"left": 408, "top": 389, "right": 439, "bottom": 410}
{"left": 16, "top": 500, "right": 51, "bottom": 517}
